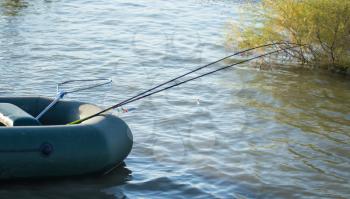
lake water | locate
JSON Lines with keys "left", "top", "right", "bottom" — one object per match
{"left": 0, "top": 0, "right": 349, "bottom": 198}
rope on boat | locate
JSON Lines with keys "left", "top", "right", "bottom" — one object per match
{"left": 68, "top": 42, "right": 304, "bottom": 124}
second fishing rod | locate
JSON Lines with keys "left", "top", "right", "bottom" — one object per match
{"left": 69, "top": 42, "right": 303, "bottom": 124}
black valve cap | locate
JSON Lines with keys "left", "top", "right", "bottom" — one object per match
{"left": 40, "top": 143, "right": 53, "bottom": 157}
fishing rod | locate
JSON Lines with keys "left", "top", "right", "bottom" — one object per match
{"left": 69, "top": 43, "right": 302, "bottom": 124}
{"left": 110, "top": 44, "right": 303, "bottom": 107}
{"left": 114, "top": 42, "right": 294, "bottom": 107}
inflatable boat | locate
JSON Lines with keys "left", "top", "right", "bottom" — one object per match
{"left": 0, "top": 96, "right": 133, "bottom": 180}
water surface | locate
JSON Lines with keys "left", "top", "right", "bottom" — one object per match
{"left": 0, "top": 0, "right": 349, "bottom": 198}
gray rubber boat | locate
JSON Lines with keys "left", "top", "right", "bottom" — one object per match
{"left": 0, "top": 97, "right": 133, "bottom": 180}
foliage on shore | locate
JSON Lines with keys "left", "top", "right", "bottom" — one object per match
{"left": 227, "top": 0, "right": 350, "bottom": 73}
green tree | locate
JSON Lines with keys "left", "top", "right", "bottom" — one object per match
{"left": 227, "top": 0, "right": 350, "bottom": 73}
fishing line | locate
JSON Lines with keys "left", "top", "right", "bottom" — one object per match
{"left": 69, "top": 43, "right": 303, "bottom": 124}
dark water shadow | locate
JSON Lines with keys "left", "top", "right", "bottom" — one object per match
{"left": 0, "top": 163, "right": 132, "bottom": 199}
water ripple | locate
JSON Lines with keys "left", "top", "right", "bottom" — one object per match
{"left": 1, "top": 0, "right": 350, "bottom": 198}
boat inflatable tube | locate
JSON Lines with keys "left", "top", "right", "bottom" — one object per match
{"left": 0, "top": 97, "right": 133, "bottom": 180}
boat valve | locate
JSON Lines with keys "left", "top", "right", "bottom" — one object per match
{"left": 40, "top": 143, "right": 54, "bottom": 157}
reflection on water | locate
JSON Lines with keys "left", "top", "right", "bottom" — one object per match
{"left": 0, "top": 0, "right": 349, "bottom": 198}
{"left": 0, "top": 164, "right": 131, "bottom": 198}
{"left": 235, "top": 69, "right": 350, "bottom": 197}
